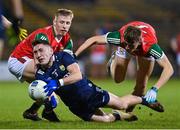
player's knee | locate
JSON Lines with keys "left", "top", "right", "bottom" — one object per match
{"left": 119, "top": 101, "right": 129, "bottom": 110}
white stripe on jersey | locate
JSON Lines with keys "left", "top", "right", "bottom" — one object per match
{"left": 107, "top": 38, "right": 120, "bottom": 45}
{"left": 150, "top": 49, "right": 161, "bottom": 58}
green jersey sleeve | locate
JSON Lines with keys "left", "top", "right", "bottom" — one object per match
{"left": 64, "top": 39, "right": 73, "bottom": 50}
{"left": 106, "top": 31, "right": 121, "bottom": 45}
{"left": 147, "top": 44, "right": 164, "bottom": 60}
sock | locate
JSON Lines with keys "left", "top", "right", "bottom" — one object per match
{"left": 44, "top": 99, "right": 54, "bottom": 112}
{"left": 28, "top": 102, "right": 42, "bottom": 113}
{"left": 112, "top": 112, "right": 121, "bottom": 121}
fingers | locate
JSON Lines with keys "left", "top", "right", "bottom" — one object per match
{"left": 145, "top": 95, "right": 156, "bottom": 103}
{"left": 50, "top": 95, "right": 58, "bottom": 108}
{"left": 44, "top": 79, "right": 50, "bottom": 83}
{"left": 144, "top": 90, "right": 156, "bottom": 103}
{"left": 44, "top": 85, "right": 50, "bottom": 93}
{"left": 46, "top": 89, "right": 53, "bottom": 96}
{"left": 18, "top": 27, "right": 28, "bottom": 41}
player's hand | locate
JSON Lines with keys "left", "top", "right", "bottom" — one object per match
{"left": 144, "top": 87, "right": 158, "bottom": 103}
{"left": 49, "top": 94, "right": 59, "bottom": 108}
{"left": 44, "top": 79, "right": 59, "bottom": 96}
{"left": 19, "top": 27, "right": 28, "bottom": 41}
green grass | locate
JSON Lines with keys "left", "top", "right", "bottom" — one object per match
{"left": 0, "top": 78, "right": 180, "bottom": 129}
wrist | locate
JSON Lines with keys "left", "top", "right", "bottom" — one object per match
{"left": 59, "top": 79, "right": 64, "bottom": 86}
{"left": 151, "top": 86, "right": 158, "bottom": 92}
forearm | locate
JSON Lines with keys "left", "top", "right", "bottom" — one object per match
{"left": 75, "top": 37, "right": 96, "bottom": 56}
{"left": 154, "top": 66, "right": 173, "bottom": 89}
{"left": 12, "top": 0, "right": 24, "bottom": 18}
{"left": 75, "top": 35, "right": 106, "bottom": 56}
{"left": 60, "top": 72, "right": 82, "bottom": 86}
{"left": 155, "top": 59, "right": 174, "bottom": 89}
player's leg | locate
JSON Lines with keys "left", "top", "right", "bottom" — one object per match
{"left": 22, "top": 59, "right": 36, "bottom": 83}
{"left": 109, "top": 47, "right": 131, "bottom": 83}
{"left": 107, "top": 92, "right": 163, "bottom": 114}
{"left": 133, "top": 56, "right": 155, "bottom": 96}
{"left": 126, "top": 57, "right": 154, "bottom": 113}
{"left": 107, "top": 92, "right": 142, "bottom": 110}
{"left": 104, "top": 92, "right": 141, "bottom": 121}
{"left": 8, "top": 57, "right": 43, "bottom": 121}
{"left": 41, "top": 97, "right": 60, "bottom": 122}
{"left": 8, "top": 56, "right": 35, "bottom": 82}
{"left": 91, "top": 111, "right": 116, "bottom": 122}
{"left": 126, "top": 56, "right": 164, "bottom": 113}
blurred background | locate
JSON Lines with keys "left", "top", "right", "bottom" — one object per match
{"left": 1, "top": 0, "right": 180, "bottom": 80}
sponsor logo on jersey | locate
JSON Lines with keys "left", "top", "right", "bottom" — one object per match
{"left": 59, "top": 65, "right": 65, "bottom": 71}
{"left": 37, "top": 70, "right": 45, "bottom": 75}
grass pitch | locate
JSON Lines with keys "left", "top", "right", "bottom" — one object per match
{"left": 0, "top": 78, "right": 180, "bottom": 129}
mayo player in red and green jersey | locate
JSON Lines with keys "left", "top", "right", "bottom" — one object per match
{"left": 7, "top": 9, "right": 74, "bottom": 122}
{"left": 75, "top": 21, "right": 174, "bottom": 116}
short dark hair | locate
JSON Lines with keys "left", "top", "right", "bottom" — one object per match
{"left": 124, "top": 26, "right": 141, "bottom": 43}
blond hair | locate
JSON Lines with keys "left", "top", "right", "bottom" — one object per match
{"left": 55, "top": 8, "right": 74, "bottom": 19}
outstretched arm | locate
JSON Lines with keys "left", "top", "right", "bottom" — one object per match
{"left": 75, "top": 35, "right": 106, "bottom": 56}
{"left": 154, "top": 54, "right": 174, "bottom": 89}
{"left": 144, "top": 54, "right": 174, "bottom": 103}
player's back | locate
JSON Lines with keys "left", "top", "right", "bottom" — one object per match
{"left": 11, "top": 26, "right": 53, "bottom": 59}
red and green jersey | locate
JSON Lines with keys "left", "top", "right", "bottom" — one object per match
{"left": 106, "top": 21, "right": 164, "bottom": 59}
{"left": 11, "top": 25, "right": 73, "bottom": 59}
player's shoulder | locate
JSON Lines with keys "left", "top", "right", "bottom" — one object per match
{"left": 55, "top": 50, "right": 74, "bottom": 59}
{"left": 32, "top": 25, "right": 52, "bottom": 34}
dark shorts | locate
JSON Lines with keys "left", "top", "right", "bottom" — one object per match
{"left": 56, "top": 79, "right": 110, "bottom": 121}
{"left": 69, "top": 87, "right": 109, "bottom": 121}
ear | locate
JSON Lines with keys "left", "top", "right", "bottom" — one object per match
{"left": 50, "top": 47, "right": 53, "bottom": 55}
{"left": 53, "top": 17, "right": 56, "bottom": 25}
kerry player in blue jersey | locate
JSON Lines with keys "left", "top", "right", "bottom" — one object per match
{"left": 32, "top": 34, "right": 160, "bottom": 122}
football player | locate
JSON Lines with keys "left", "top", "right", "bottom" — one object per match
{"left": 32, "top": 33, "right": 162, "bottom": 122}
{"left": 8, "top": 9, "right": 74, "bottom": 122}
{"left": 75, "top": 21, "right": 173, "bottom": 115}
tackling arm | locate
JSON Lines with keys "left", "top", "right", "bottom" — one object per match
{"left": 75, "top": 35, "right": 106, "bottom": 56}
{"left": 59, "top": 63, "right": 82, "bottom": 85}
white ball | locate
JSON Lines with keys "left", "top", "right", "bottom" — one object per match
{"left": 28, "top": 80, "right": 47, "bottom": 101}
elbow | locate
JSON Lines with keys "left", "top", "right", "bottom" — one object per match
{"left": 79, "top": 74, "right": 83, "bottom": 80}
{"left": 170, "top": 65, "right": 174, "bottom": 77}
{"left": 166, "top": 64, "right": 174, "bottom": 78}
{"left": 76, "top": 73, "right": 83, "bottom": 81}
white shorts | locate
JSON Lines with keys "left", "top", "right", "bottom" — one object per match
{"left": 8, "top": 56, "right": 32, "bottom": 82}
{"left": 115, "top": 47, "right": 154, "bottom": 61}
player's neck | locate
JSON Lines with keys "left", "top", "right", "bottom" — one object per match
{"left": 53, "top": 26, "right": 62, "bottom": 40}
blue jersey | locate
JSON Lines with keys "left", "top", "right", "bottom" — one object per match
{"left": 35, "top": 51, "right": 110, "bottom": 121}
{"left": 35, "top": 51, "right": 76, "bottom": 81}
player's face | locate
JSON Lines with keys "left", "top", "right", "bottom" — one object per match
{"left": 33, "top": 44, "right": 53, "bottom": 66}
{"left": 124, "top": 41, "right": 141, "bottom": 53}
{"left": 53, "top": 15, "right": 72, "bottom": 36}
{"left": 124, "top": 35, "right": 142, "bottom": 53}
